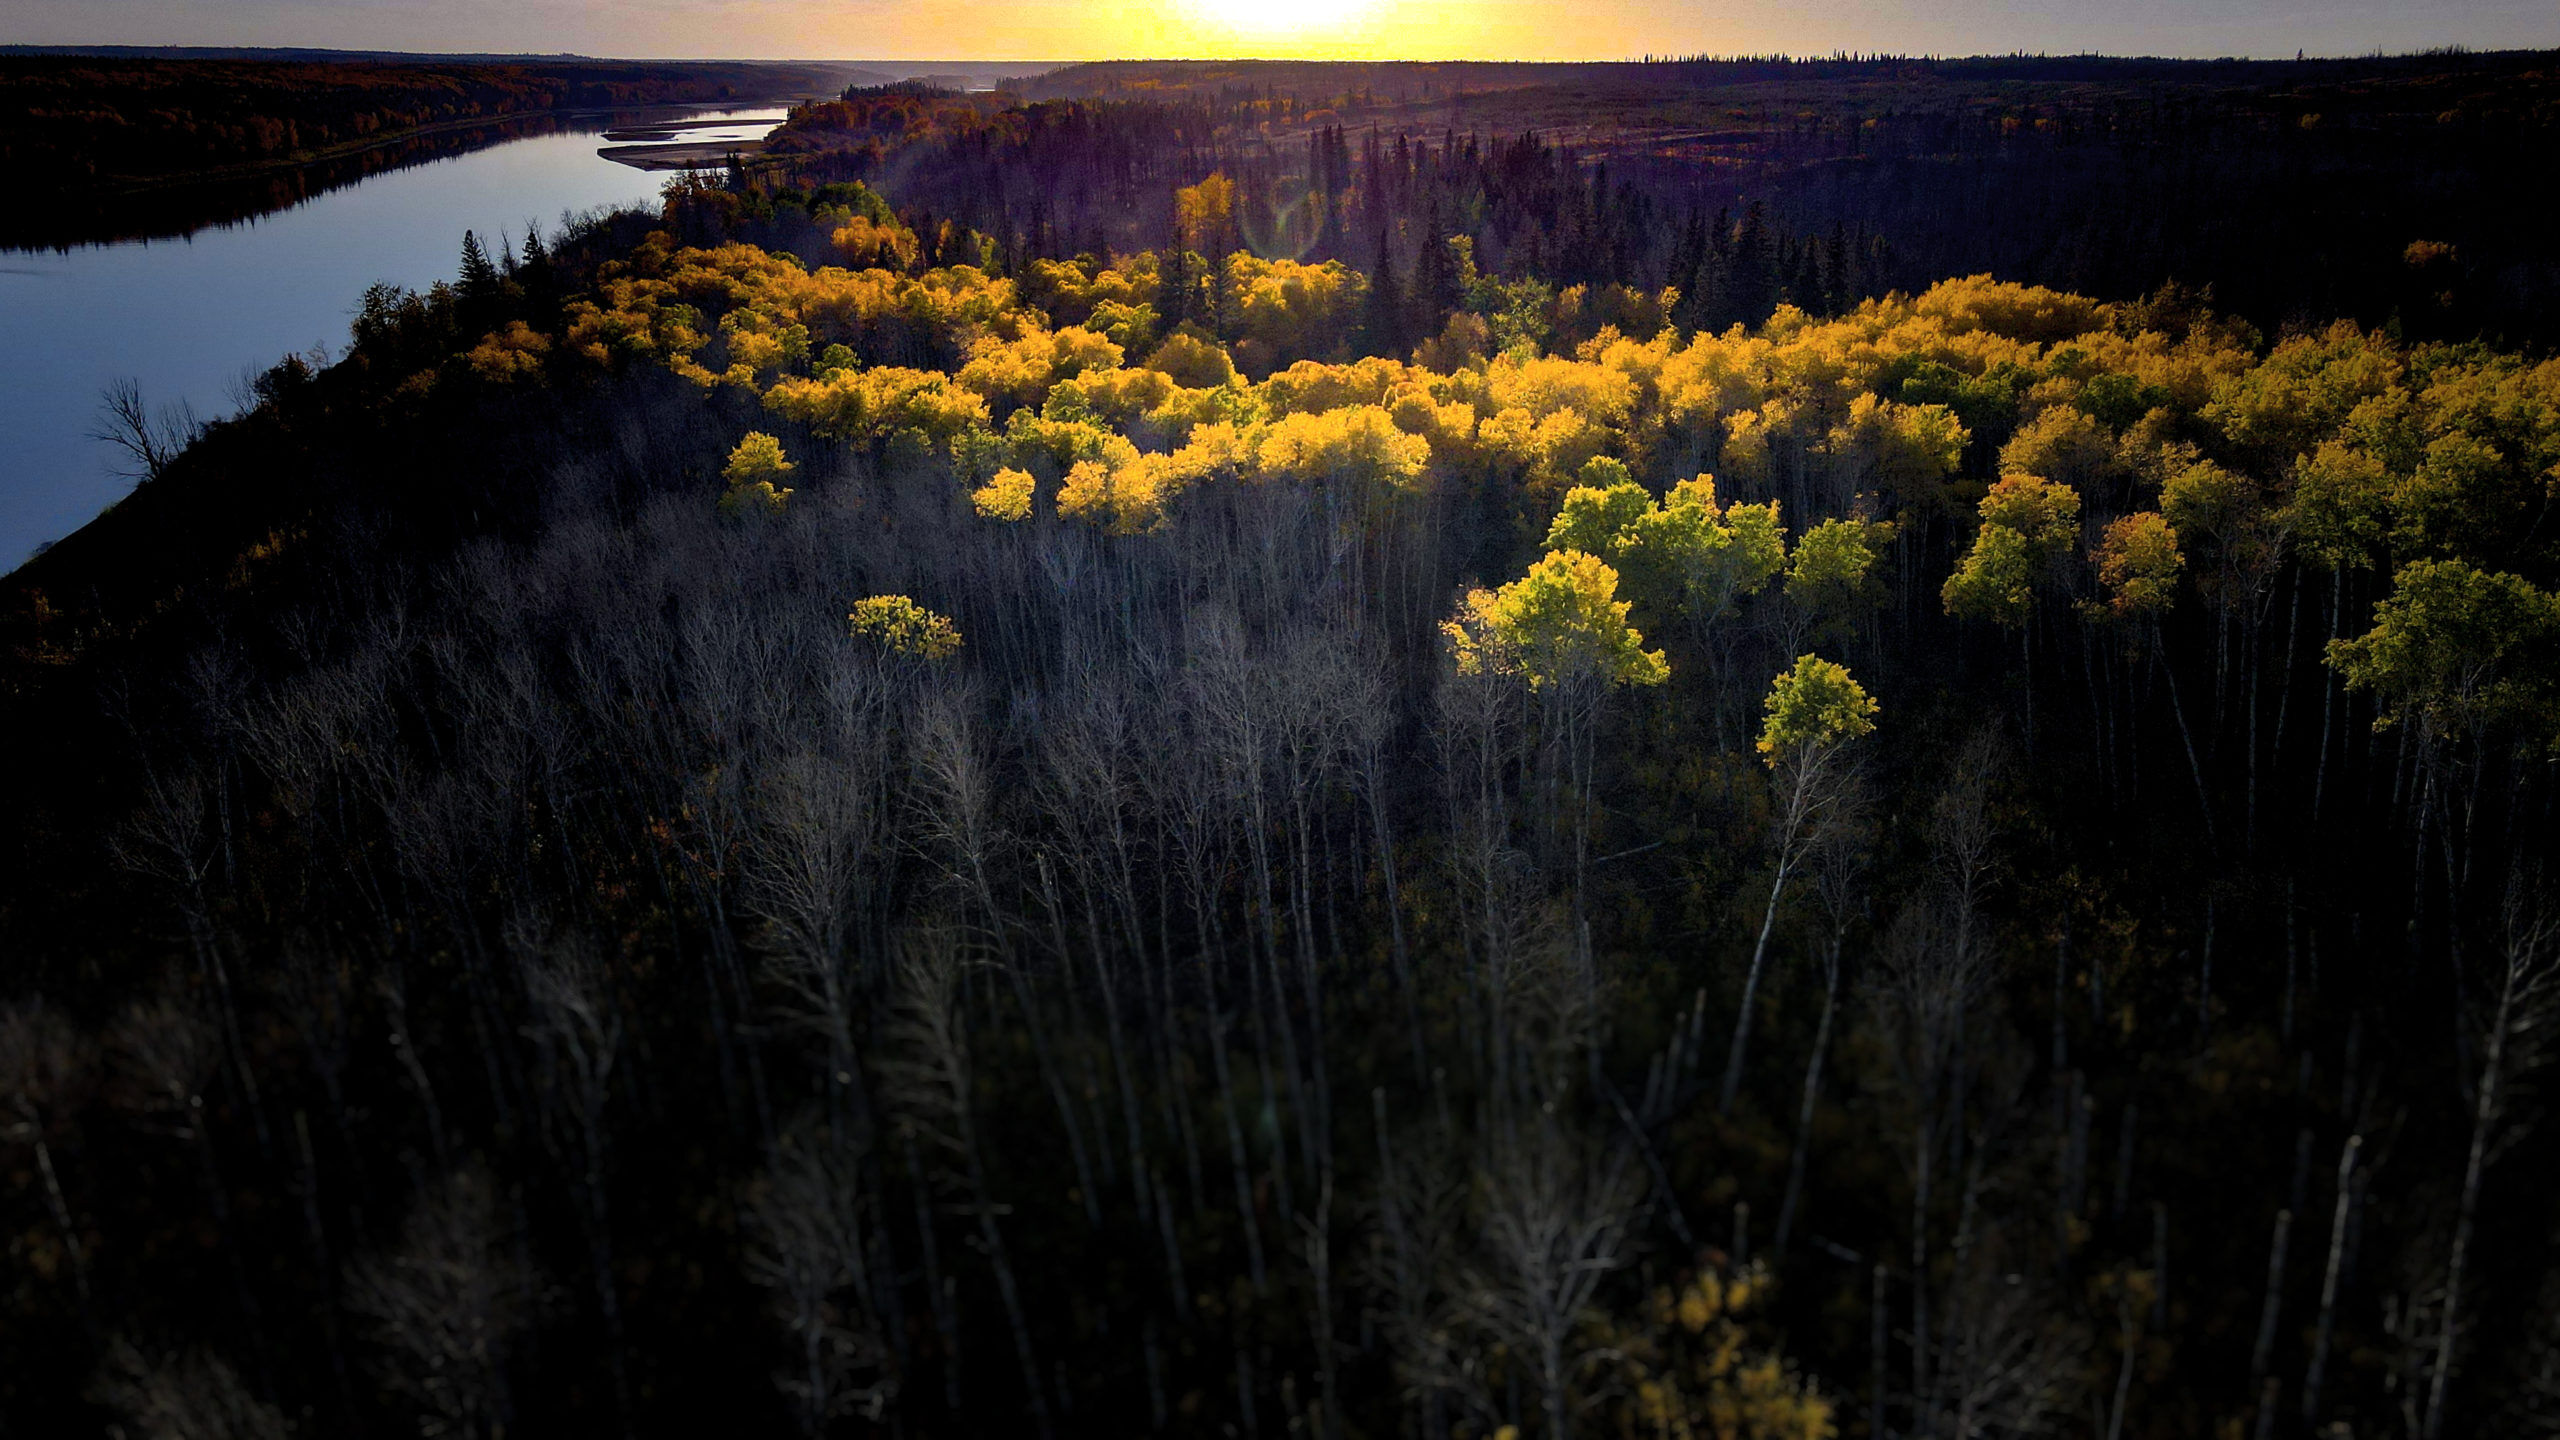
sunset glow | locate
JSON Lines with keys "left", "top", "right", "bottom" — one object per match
{"left": 4, "top": 0, "right": 2543, "bottom": 62}
{"left": 1190, "top": 0, "right": 1383, "bottom": 52}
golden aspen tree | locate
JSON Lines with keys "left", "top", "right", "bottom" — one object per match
{"left": 971, "top": 466, "right": 1036, "bottom": 523}
{"left": 2093, "top": 513, "right": 2182, "bottom": 618}
{"left": 1723, "top": 655, "right": 1877, "bottom": 1111}
{"left": 720, "top": 432, "right": 796, "bottom": 516}
{"left": 848, "top": 597, "right": 962, "bottom": 661}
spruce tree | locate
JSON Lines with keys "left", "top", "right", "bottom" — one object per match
{"left": 458, "top": 229, "right": 500, "bottom": 302}
{"left": 1364, "top": 224, "right": 1405, "bottom": 358}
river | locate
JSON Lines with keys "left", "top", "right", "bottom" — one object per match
{"left": 0, "top": 108, "right": 788, "bottom": 571}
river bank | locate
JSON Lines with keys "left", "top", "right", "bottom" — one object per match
{"left": 2, "top": 107, "right": 791, "bottom": 566}
{"left": 601, "top": 136, "right": 772, "bottom": 170}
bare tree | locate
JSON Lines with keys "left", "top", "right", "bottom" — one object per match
{"left": 878, "top": 925, "right": 1053, "bottom": 1439}
{"left": 742, "top": 1121, "right": 896, "bottom": 1434}
{"left": 1869, "top": 897, "right": 1996, "bottom": 1434}
{"left": 1366, "top": 1088, "right": 1468, "bottom": 1440}
{"left": 108, "top": 986, "right": 270, "bottom": 1373}
{"left": 2421, "top": 880, "right": 2560, "bottom": 1440}
{"left": 345, "top": 1163, "right": 534, "bottom": 1440}
{"left": 1930, "top": 1229, "right": 2087, "bottom": 1439}
{"left": 1775, "top": 804, "right": 1869, "bottom": 1259}
{"left": 747, "top": 748, "right": 885, "bottom": 1143}
{"left": 91, "top": 376, "right": 203, "bottom": 484}
{"left": 90, "top": 1336, "right": 290, "bottom": 1440}
{"left": 516, "top": 923, "right": 632, "bottom": 1428}
{"left": 1338, "top": 642, "right": 1428, "bottom": 1082}
{"left": 1457, "top": 1108, "right": 1642, "bottom": 1440}
{"left": 1721, "top": 729, "right": 1869, "bottom": 1114}
{"left": 910, "top": 682, "right": 1104, "bottom": 1226}
{"left": 0, "top": 997, "right": 96, "bottom": 1340}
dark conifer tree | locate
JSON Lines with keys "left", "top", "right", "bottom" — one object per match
{"left": 1363, "top": 223, "right": 1406, "bottom": 358}
{"left": 458, "top": 230, "right": 500, "bottom": 302}
{"left": 1727, "top": 201, "right": 1774, "bottom": 328}
{"left": 1410, "top": 203, "right": 1460, "bottom": 339}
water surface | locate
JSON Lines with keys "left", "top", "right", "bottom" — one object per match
{"left": 0, "top": 109, "right": 784, "bottom": 571}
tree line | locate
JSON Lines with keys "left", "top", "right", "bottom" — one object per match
{"left": 756, "top": 52, "right": 2560, "bottom": 351}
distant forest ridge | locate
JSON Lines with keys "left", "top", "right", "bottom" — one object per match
{"left": 1016, "top": 48, "right": 2560, "bottom": 98}
{"left": 0, "top": 54, "right": 876, "bottom": 210}
{"left": 755, "top": 51, "right": 2560, "bottom": 349}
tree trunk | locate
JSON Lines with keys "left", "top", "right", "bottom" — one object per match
{"left": 1774, "top": 935, "right": 1842, "bottom": 1259}
{"left": 2301, "top": 1135, "right": 2360, "bottom": 1428}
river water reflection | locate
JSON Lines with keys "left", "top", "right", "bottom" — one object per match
{"left": 0, "top": 109, "right": 785, "bottom": 570}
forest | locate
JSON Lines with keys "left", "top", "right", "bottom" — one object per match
{"left": 4, "top": 58, "right": 2560, "bottom": 1440}
{"left": 762, "top": 52, "right": 2560, "bottom": 350}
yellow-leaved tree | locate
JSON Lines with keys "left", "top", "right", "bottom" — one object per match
{"left": 720, "top": 432, "right": 796, "bottom": 516}
{"left": 971, "top": 466, "right": 1036, "bottom": 523}
{"left": 1446, "top": 548, "right": 1668, "bottom": 882}
{"left": 2092, "top": 512, "right": 2182, "bottom": 619}
{"left": 1590, "top": 1261, "right": 1833, "bottom": 1440}
{"left": 1722, "top": 654, "right": 1877, "bottom": 1112}
{"left": 848, "top": 596, "right": 962, "bottom": 661}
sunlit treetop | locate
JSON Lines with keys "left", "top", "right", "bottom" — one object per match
{"left": 1174, "top": 172, "right": 1235, "bottom": 245}
{"left": 1976, "top": 472, "right": 2082, "bottom": 551}
{"left": 1785, "top": 515, "right": 1895, "bottom": 636}
{"left": 1944, "top": 471, "right": 2083, "bottom": 628}
{"left": 2092, "top": 511, "right": 2183, "bottom": 618}
{"left": 972, "top": 465, "right": 1036, "bottom": 523}
{"left": 1757, "top": 653, "right": 1879, "bottom": 765}
{"left": 719, "top": 431, "right": 796, "bottom": 517}
{"left": 1444, "top": 549, "right": 1669, "bottom": 692}
{"left": 2289, "top": 440, "right": 2395, "bottom": 570}
{"left": 1544, "top": 467, "right": 1654, "bottom": 557}
{"left": 1631, "top": 475, "right": 1788, "bottom": 623}
{"left": 2328, "top": 559, "right": 2560, "bottom": 749}
{"left": 849, "top": 595, "right": 964, "bottom": 661}
{"left": 1254, "top": 405, "right": 1430, "bottom": 491}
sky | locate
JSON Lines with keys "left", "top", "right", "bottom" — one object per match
{"left": 9, "top": 0, "right": 2557, "bottom": 62}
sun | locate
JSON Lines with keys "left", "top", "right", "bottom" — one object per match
{"left": 1188, "top": 0, "right": 1377, "bottom": 49}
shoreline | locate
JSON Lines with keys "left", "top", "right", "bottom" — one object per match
{"left": 55, "top": 98, "right": 811, "bottom": 202}
{"left": 599, "top": 137, "right": 772, "bottom": 171}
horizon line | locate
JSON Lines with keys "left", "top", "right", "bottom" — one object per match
{"left": 6, "top": 42, "right": 2554, "bottom": 66}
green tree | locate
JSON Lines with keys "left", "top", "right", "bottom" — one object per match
{"left": 1940, "top": 523, "right": 2039, "bottom": 628}
{"left": 458, "top": 229, "right": 501, "bottom": 302}
{"left": 1784, "top": 516, "right": 1894, "bottom": 644}
{"left": 1723, "top": 655, "right": 1877, "bottom": 1112}
{"left": 1445, "top": 548, "right": 1668, "bottom": 889}
{"left": 1543, "top": 470, "right": 1653, "bottom": 559}
{"left": 1631, "top": 475, "right": 1788, "bottom": 629}
{"left": 2328, "top": 559, "right": 2560, "bottom": 751}
{"left": 1444, "top": 550, "right": 1669, "bottom": 693}
{"left": 1943, "top": 474, "right": 2080, "bottom": 628}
